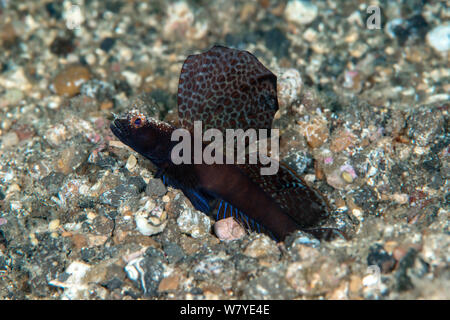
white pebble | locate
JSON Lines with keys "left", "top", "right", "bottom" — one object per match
{"left": 49, "top": 219, "right": 60, "bottom": 232}
{"left": 427, "top": 25, "right": 450, "bottom": 53}
{"left": 126, "top": 154, "right": 137, "bottom": 171}
{"left": 1, "top": 132, "right": 19, "bottom": 149}
{"left": 122, "top": 70, "right": 142, "bottom": 88}
{"left": 284, "top": 0, "right": 318, "bottom": 25}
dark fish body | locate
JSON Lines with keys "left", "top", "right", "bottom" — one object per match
{"left": 111, "top": 46, "right": 339, "bottom": 241}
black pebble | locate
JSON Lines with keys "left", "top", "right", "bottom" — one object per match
{"left": 102, "top": 277, "right": 123, "bottom": 291}
{"left": 145, "top": 178, "right": 167, "bottom": 197}
{"left": 367, "top": 244, "right": 396, "bottom": 273}
{"left": 50, "top": 36, "right": 75, "bottom": 56}
{"left": 45, "top": 2, "right": 63, "bottom": 20}
{"left": 393, "top": 14, "right": 429, "bottom": 46}
{"left": 100, "top": 37, "right": 116, "bottom": 52}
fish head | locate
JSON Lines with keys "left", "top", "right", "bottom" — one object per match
{"left": 110, "top": 109, "right": 174, "bottom": 162}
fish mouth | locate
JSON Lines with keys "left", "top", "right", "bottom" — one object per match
{"left": 110, "top": 118, "right": 130, "bottom": 143}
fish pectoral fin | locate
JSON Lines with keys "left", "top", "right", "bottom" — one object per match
{"left": 158, "top": 173, "right": 212, "bottom": 213}
{"left": 214, "top": 200, "right": 277, "bottom": 241}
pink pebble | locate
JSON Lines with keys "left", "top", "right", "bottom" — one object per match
{"left": 214, "top": 217, "right": 246, "bottom": 241}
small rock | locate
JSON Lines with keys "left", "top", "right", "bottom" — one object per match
{"left": 124, "top": 247, "right": 166, "bottom": 296}
{"left": 243, "top": 234, "right": 279, "bottom": 259}
{"left": 340, "top": 164, "right": 357, "bottom": 183}
{"left": 277, "top": 68, "right": 303, "bottom": 108}
{"left": 330, "top": 129, "right": 356, "bottom": 152}
{"left": 125, "top": 154, "right": 137, "bottom": 171}
{"left": 177, "top": 205, "right": 212, "bottom": 238}
{"left": 0, "top": 217, "right": 8, "bottom": 226}
{"left": 44, "top": 124, "right": 68, "bottom": 147}
{"left": 214, "top": 217, "right": 246, "bottom": 241}
{"left": 0, "top": 89, "right": 24, "bottom": 108}
{"left": 158, "top": 274, "right": 180, "bottom": 292}
{"left": 56, "top": 146, "right": 88, "bottom": 174}
{"left": 162, "top": 242, "right": 185, "bottom": 264}
{"left": 367, "top": 244, "right": 396, "bottom": 273}
{"left": 244, "top": 268, "right": 296, "bottom": 299}
{"left": 48, "top": 219, "right": 60, "bottom": 232}
{"left": 163, "top": 1, "right": 194, "bottom": 39}
{"left": 50, "top": 36, "right": 75, "bottom": 56}
{"left": 300, "top": 117, "right": 329, "bottom": 149}
{"left": 145, "top": 178, "right": 167, "bottom": 197}
{"left": 48, "top": 261, "right": 91, "bottom": 299}
{"left": 284, "top": 0, "right": 318, "bottom": 25}
{"left": 53, "top": 65, "right": 91, "bottom": 97}
{"left": 80, "top": 79, "right": 115, "bottom": 101}
{"left": 71, "top": 234, "right": 88, "bottom": 249}
{"left": 135, "top": 202, "right": 167, "bottom": 237}
{"left": 122, "top": 70, "right": 142, "bottom": 88}
{"left": 99, "top": 37, "right": 116, "bottom": 52}
{"left": 426, "top": 24, "right": 450, "bottom": 53}
{"left": 0, "top": 67, "right": 32, "bottom": 91}
{"left": 99, "top": 183, "right": 140, "bottom": 207}
{"left": 1, "top": 132, "right": 19, "bottom": 149}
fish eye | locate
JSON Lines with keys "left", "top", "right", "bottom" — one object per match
{"left": 130, "top": 114, "right": 146, "bottom": 128}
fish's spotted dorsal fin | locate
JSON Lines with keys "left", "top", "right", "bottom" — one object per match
{"left": 177, "top": 45, "right": 278, "bottom": 133}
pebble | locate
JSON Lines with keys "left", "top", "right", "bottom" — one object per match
{"left": 326, "top": 168, "right": 347, "bottom": 189}
{"left": 301, "top": 118, "right": 329, "bottom": 148}
{"left": 426, "top": 25, "right": 450, "bottom": 53}
{"left": 124, "top": 247, "right": 167, "bottom": 296}
{"left": 177, "top": 206, "right": 212, "bottom": 238}
{"left": 145, "top": 178, "right": 167, "bottom": 197}
{"left": 48, "top": 261, "right": 92, "bottom": 299}
{"left": 243, "top": 234, "right": 279, "bottom": 259}
{"left": 53, "top": 65, "right": 92, "bottom": 97}
{"left": 214, "top": 217, "right": 246, "bottom": 241}
{"left": 121, "top": 70, "right": 142, "bottom": 88}
{"left": 277, "top": 68, "right": 303, "bottom": 108}
{"left": 163, "top": 1, "right": 194, "bottom": 39}
{"left": 125, "top": 154, "right": 137, "bottom": 171}
{"left": 367, "top": 244, "right": 396, "bottom": 273}
{"left": 1, "top": 132, "right": 19, "bottom": 149}
{"left": 71, "top": 234, "right": 88, "bottom": 249}
{"left": 158, "top": 274, "right": 180, "bottom": 292}
{"left": 135, "top": 200, "right": 167, "bottom": 236}
{"left": 99, "top": 183, "right": 140, "bottom": 207}
{"left": 0, "top": 89, "right": 24, "bottom": 108}
{"left": 0, "top": 68, "right": 32, "bottom": 91}
{"left": 284, "top": 0, "right": 318, "bottom": 25}
{"left": 340, "top": 164, "right": 357, "bottom": 183}
{"left": 56, "top": 146, "right": 88, "bottom": 174}
{"left": 44, "top": 124, "right": 68, "bottom": 147}
{"left": 330, "top": 129, "right": 356, "bottom": 152}
{"left": 303, "top": 28, "right": 318, "bottom": 42}
{"left": 48, "top": 219, "right": 60, "bottom": 232}
{"left": 100, "top": 37, "right": 116, "bottom": 52}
